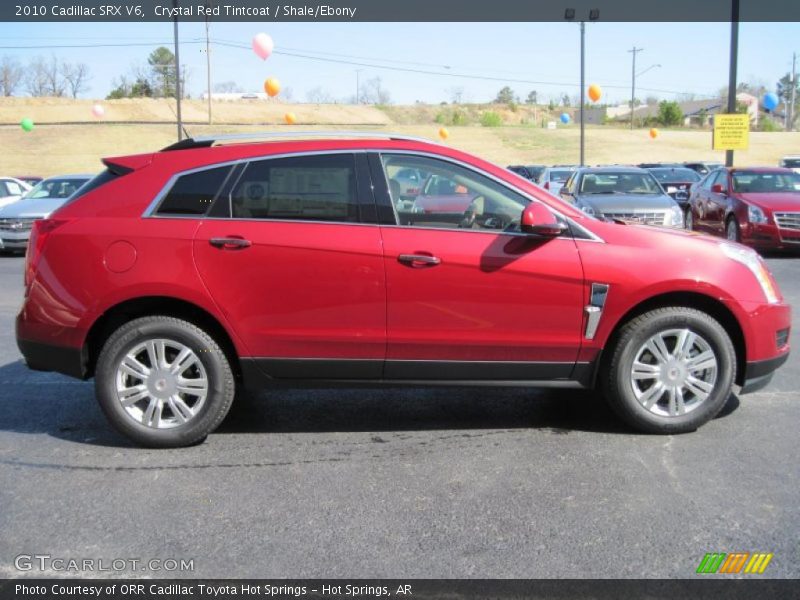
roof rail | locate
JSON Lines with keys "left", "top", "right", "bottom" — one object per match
{"left": 160, "top": 130, "right": 435, "bottom": 152}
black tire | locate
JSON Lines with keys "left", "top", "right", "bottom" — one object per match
{"left": 95, "top": 316, "right": 236, "bottom": 447}
{"left": 684, "top": 208, "right": 693, "bottom": 230}
{"left": 600, "top": 307, "right": 736, "bottom": 434}
{"left": 726, "top": 217, "right": 741, "bottom": 242}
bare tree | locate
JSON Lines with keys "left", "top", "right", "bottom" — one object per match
{"left": 26, "top": 57, "right": 50, "bottom": 96}
{"left": 214, "top": 81, "right": 242, "bottom": 93}
{"left": 0, "top": 56, "right": 24, "bottom": 97}
{"left": 281, "top": 86, "right": 294, "bottom": 102}
{"left": 62, "top": 61, "right": 90, "bottom": 98}
{"left": 306, "top": 86, "right": 334, "bottom": 103}
{"left": 361, "top": 77, "right": 391, "bottom": 104}
{"left": 43, "top": 55, "right": 65, "bottom": 96}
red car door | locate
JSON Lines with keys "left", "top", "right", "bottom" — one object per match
{"left": 375, "top": 153, "right": 585, "bottom": 380}
{"left": 193, "top": 153, "right": 386, "bottom": 378}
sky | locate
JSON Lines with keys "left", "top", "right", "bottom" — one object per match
{"left": 0, "top": 21, "right": 798, "bottom": 105}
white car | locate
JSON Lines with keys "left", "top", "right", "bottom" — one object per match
{"left": 0, "top": 174, "right": 92, "bottom": 252}
{"left": 0, "top": 177, "right": 32, "bottom": 209}
{"left": 779, "top": 155, "right": 800, "bottom": 174}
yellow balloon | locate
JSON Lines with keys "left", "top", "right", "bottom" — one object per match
{"left": 438, "top": 127, "right": 449, "bottom": 140}
{"left": 264, "top": 78, "right": 281, "bottom": 97}
{"left": 649, "top": 128, "right": 659, "bottom": 139}
{"left": 588, "top": 84, "right": 602, "bottom": 103}
{"left": 284, "top": 112, "right": 296, "bottom": 125}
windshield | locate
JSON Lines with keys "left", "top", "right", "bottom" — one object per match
{"left": 732, "top": 172, "right": 800, "bottom": 193}
{"left": 579, "top": 172, "right": 663, "bottom": 195}
{"left": 650, "top": 168, "right": 701, "bottom": 182}
{"left": 22, "top": 178, "right": 89, "bottom": 200}
{"left": 549, "top": 170, "right": 572, "bottom": 182}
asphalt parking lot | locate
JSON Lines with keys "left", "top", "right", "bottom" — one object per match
{"left": 0, "top": 253, "right": 797, "bottom": 579}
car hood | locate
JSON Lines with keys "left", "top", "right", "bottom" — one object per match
{"left": 737, "top": 192, "right": 800, "bottom": 212}
{"left": 0, "top": 197, "right": 67, "bottom": 218}
{"left": 576, "top": 193, "right": 676, "bottom": 212}
{"left": 0, "top": 195, "right": 22, "bottom": 209}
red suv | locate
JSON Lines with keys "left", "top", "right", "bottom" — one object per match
{"left": 16, "top": 133, "right": 791, "bottom": 447}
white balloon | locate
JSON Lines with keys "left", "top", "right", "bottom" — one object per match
{"left": 252, "top": 33, "right": 274, "bottom": 60}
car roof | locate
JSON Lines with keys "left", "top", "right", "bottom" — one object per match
{"left": 577, "top": 166, "right": 648, "bottom": 173}
{"left": 43, "top": 173, "right": 94, "bottom": 179}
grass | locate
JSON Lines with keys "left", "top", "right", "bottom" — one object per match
{"left": 0, "top": 102, "right": 798, "bottom": 176}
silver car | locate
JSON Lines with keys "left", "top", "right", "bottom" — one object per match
{"left": 0, "top": 177, "right": 32, "bottom": 209}
{"left": 559, "top": 167, "right": 683, "bottom": 228}
{"left": 537, "top": 166, "right": 577, "bottom": 197}
{"left": 0, "top": 174, "right": 92, "bottom": 252}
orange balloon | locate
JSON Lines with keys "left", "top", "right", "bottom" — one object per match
{"left": 264, "top": 78, "right": 281, "bottom": 97}
{"left": 438, "top": 127, "right": 449, "bottom": 140}
{"left": 284, "top": 112, "right": 296, "bottom": 125}
{"left": 587, "top": 84, "right": 602, "bottom": 103}
{"left": 649, "top": 128, "right": 659, "bottom": 139}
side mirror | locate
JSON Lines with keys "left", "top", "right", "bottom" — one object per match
{"left": 711, "top": 184, "right": 725, "bottom": 194}
{"left": 520, "top": 203, "right": 568, "bottom": 237}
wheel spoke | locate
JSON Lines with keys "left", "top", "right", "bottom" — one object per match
{"left": 639, "top": 382, "right": 665, "bottom": 409}
{"left": 675, "top": 330, "right": 696, "bottom": 360}
{"left": 669, "top": 386, "right": 686, "bottom": 416}
{"left": 142, "top": 398, "right": 162, "bottom": 427}
{"left": 632, "top": 361, "right": 660, "bottom": 380}
{"left": 169, "top": 346, "right": 196, "bottom": 376}
{"left": 120, "top": 355, "right": 150, "bottom": 380}
{"left": 685, "top": 375, "right": 714, "bottom": 400}
{"left": 118, "top": 384, "right": 149, "bottom": 407}
{"left": 176, "top": 375, "right": 208, "bottom": 396}
{"left": 168, "top": 395, "right": 194, "bottom": 423}
{"left": 686, "top": 350, "right": 717, "bottom": 372}
{"left": 647, "top": 335, "right": 671, "bottom": 364}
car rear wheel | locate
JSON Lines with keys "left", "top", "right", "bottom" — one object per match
{"left": 601, "top": 307, "right": 736, "bottom": 434}
{"left": 95, "top": 316, "right": 236, "bottom": 447}
{"left": 726, "top": 217, "right": 741, "bottom": 242}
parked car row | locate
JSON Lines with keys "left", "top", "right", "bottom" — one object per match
{"left": 0, "top": 174, "right": 92, "bottom": 253}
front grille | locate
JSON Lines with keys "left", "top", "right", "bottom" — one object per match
{"left": 0, "top": 218, "right": 36, "bottom": 233}
{"left": 774, "top": 212, "right": 800, "bottom": 231}
{"left": 604, "top": 211, "right": 667, "bottom": 226}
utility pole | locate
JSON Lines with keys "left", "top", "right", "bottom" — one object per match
{"left": 790, "top": 51, "right": 797, "bottom": 132}
{"left": 355, "top": 69, "right": 363, "bottom": 104}
{"left": 725, "top": 0, "right": 739, "bottom": 167}
{"left": 629, "top": 47, "right": 643, "bottom": 130}
{"left": 172, "top": 0, "right": 183, "bottom": 141}
{"left": 205, "top": 4, "right": 212, "bottom": 125}
{"left": 580, "top": 21, "right": 585, "bottom": 166}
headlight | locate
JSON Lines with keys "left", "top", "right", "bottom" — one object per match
{"left": 580, "top": 204, "right": 596, "bottom": 216}
{"left": 669, "top": 205, "right": 684, "bottom": 227}
{"left": 720, "top": 242, "right": 779, "bottom": 304}
{"left": 747, "top": 205, "right": 768, "bottom": 224}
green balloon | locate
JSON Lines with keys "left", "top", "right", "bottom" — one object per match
{"left": 20, "top": 117, "right": 34, "bottom": 132}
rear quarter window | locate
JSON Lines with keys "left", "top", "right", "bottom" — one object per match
{"left": 156, "top": 165, "right": 234, "bottom": 216}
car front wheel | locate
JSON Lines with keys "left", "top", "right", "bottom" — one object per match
{"left": 726, "top": 217, "right": 741, "bottom": 242}
{"left": 601, "top": 307, "right": 736, "bottom": 434}
{"left": 95, "top": 316, "right": 236, "bottom": 447}
{"left": 684, "top": 208, "right": 693, "bottom": 230}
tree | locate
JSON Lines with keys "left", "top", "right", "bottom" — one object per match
{"left": 62, "top": 62, "right": 90, "bottom": 98}
{"left": 0, "top": 56, "right": 24, "bottom": 97}
{"left": 26, "top": 55, "right": 64, "bottom": 97}
{"left": 361, "top": 77, "right": 391, "bottom": 104}
{"left": 561, "top": 93, "right": 571, "bottom": 107}
{"left": 147, "top": 46, "right": 176, "bottom": 98}
{"left": 525, "top": 90, "right": 538, "bottom": 105}
{"left": 130, "top": 77, "right": 153, "bottom": 98}
{"left": 657, "top": 100, "right": 683, "bottom": 126}
{"left": 306, "top": 86, "right": 334, "bottom": 103}
{"left": 495, "top": 86, "right": 515, "bottom": 104}
{"left": 214, "top": 81, "right": 242, "bottom": 93}
{"left": 645, "top": 95, "right": 659, "bottom": 106}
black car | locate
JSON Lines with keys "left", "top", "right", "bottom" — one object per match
{"left": 644, "top": 166, "right": 702, "bottom": 215}
{"left": 684, "top": 161, "right": 724, "bottom": 176}
{"left": 507, "top": 165, "right": 545, "bottom": 181}
{"left": 637, "top": 162, "right": 683, "bottom": 169}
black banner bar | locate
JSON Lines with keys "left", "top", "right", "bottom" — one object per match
{"left": 2, "top": 580, "right": 800, "bottom": 600}
{"left": 2, "top": 0, "right": 800, "bottom": 22}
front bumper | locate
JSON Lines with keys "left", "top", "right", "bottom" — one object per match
{"left": 0, "top": 229, "right": 31, "bottom": 250}
{"left": 740, "top": 353, "right": 790, "bottom": 394}
{"left": 741, "top": 221, "right": 800, "bottom": 250}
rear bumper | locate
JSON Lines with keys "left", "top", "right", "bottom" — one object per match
{"left": 740, "top": 352, "right": 790, "bottom": 394}
{"left": 16, "top": 312, "right": 87, "bottom": 379}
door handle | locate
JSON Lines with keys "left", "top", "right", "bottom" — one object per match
{"left": 398, "top": 253, "right": 441, "bottom": 267}
{"left": 209, "top": 237, "right": 251, "bottom": 249}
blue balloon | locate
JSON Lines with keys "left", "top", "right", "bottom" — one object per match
{"left": 763, "top": 92, "right": 779, "bottom": 111}
{"left": 560, "top": 112, "right": 571, "bottom": 124}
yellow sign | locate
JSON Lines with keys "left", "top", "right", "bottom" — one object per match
{"left": 713, "top": 113, "right": 750, "bottom": 150}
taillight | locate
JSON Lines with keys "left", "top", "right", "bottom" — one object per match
{"left": 25, "top": 218, "right": 68, "bottom": 289}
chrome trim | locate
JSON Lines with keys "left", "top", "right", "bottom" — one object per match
{"left": 584, "top": 283, "right": 610, "bottom": 340}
